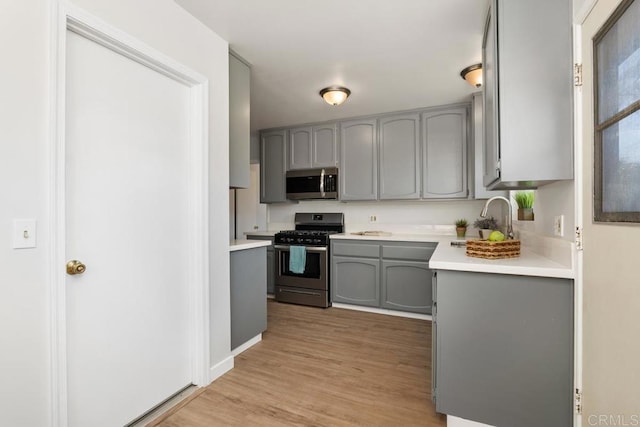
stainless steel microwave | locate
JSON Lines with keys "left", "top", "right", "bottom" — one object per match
{"left": 286, "top": 167, "right": 338, "bottom": 200}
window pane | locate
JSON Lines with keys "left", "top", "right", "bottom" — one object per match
{"left": 597, "top": 0, "right": 640, "bottom": 124}
{"left": 602, "top": 109, "right": 640, "bottom": 212}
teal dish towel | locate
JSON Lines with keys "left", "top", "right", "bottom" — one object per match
{"left": 289, "top": 245, "right": 306, "bottom": 274}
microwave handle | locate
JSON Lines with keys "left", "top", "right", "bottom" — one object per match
{"left": 320, "top": 168, "right": 325, "bottom": 197}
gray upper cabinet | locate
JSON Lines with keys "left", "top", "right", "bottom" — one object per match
{"left": 312, "top": 124, "right": 338, "bottom": 168}
{"left": 259, "top": 102, "right": 474, "bottom": 202}
{"left": 288, "top": 124, "right": 338, "bottom": 170}
{"left": 379, "top": 113, "right": 421, "bottom": 200}
{"left": 340, "top": 119, "right": 378, "bottom": 201}
{"left": 260, "top": 130, "right": 287, "bottom": 203}
{"left": 471, "top": 93, "right": 507, "bottom": 199}
{"left": 229, "top": 52, "right": 250, "bottom": 189}
{"left": 482, "top": 0, "right": 573, "bottom": 189}
{"left": 422, "top": 108, "right": 468, "bottom": 199}
{"left": 288, "top": 127, "right": 312, "bottom": 170}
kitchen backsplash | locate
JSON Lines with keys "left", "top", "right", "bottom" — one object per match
{"left": 267, "top": 199, "right": 505, "bottom": 233}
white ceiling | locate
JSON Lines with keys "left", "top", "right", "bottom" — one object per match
{"left": 175, "top": 0, "right": 490, "bottom": 133}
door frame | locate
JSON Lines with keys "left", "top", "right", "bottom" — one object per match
{"left": 573, "top": 1, "right": 602, "bottom": 426}
{"left": 49, "top": 2, "right": 210, "bottom": 426}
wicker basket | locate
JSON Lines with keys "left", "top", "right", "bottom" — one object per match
{"left": 466, "top": 239, "right": 521, "bottom": 259}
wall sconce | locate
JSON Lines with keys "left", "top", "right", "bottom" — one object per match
{"left": 319, "top": 86, "right": 351, "bottom": 106}
{"left": 460, "top": 64, "right": 483, "bottom": 88}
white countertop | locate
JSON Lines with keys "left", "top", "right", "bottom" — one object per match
{"left": 331, "top": 232, "right": 450, "bottom": 243}
{"left": 430, "top": 241, "right": 574, "bottom": 279}
{"left": 229, "top": 239, "right": 272, "bottom": 252}
{"left": 331, "top": 233, "right": 575, "bottom": 279}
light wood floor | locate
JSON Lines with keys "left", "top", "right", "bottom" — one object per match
{"left": 153, "top": 300, "right": 446, "bottom": 426}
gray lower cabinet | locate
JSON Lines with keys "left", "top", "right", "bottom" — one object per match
{"left": 331, "top": 240, "right": 435, "bottom": 314}
{"left": 230, "top": 247, "right": 267, "bottom": 350}
{"left": 266, "top": 248, "right": 275, "bottom": 294}
{"left": 332, "top": 256, "right": 380, "bottom": 307}
{"left": 433, "top": 270, "right": 573, "bottom": 427}
{"left": 245, "top": 234, "right": 275, "bottom": 294}
{"left": 381, "top": 260, "right": 432, "bottom": 313}
{"left": 260, "top": 130, "right": 287, "bottom": 203}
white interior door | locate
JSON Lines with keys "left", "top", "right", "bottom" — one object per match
{"left": 580, "top": 0, "right": 640, "bottom": 420}
{"left": 65, "top": 29, "right": 192, "bottom": 426}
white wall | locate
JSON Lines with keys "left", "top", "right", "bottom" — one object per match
{"left": 267, "top": 199, "right": 503, "bottom": 233}
{"left": 0, "top": 0, "right": 230, "bottom": 424}
{"left": 0, "top": 2, "right": 51, "bottom": 425}
{"left": 513, "top": 181, "right": 575, "bottom": 242}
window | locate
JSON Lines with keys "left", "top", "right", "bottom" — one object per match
{"left": 594, "top": 0, "right": 640, "bottom": 222}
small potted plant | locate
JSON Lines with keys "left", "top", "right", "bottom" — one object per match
{"left": 514, "top": 191, "right": 535, "bottom": 221}
{"left": 473, "top": 216, "right": 499, "bottom": 239}
{"left": 454, "top": 219, "right": 468, "bottom": 239}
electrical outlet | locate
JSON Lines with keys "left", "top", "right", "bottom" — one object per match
{"left": 554, "top": 215, "right": 564, "bottom": 237}
{"left": 369, "top": 215, "right": 377, "bottom": 223}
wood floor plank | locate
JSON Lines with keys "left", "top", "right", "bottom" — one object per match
{"left": 153, "top": 300, "right": 446, "bottom": 426}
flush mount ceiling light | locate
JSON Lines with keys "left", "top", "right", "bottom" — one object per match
{"left": 460, "top": 63, "right": 483, "bottom": 88}
{"left": 319, "top": 86, "right": 351, "bottom": 106}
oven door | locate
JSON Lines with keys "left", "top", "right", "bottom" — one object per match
{"left": 274, "top": 245, "right": 327, "bottom": 290}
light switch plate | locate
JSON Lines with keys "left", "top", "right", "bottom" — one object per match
{"left": 13, "top": 219, "right": 37, "bottom": 249}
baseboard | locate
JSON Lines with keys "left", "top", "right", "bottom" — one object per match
{"left": 231, "top": 334, "right": 262, "bottom": 356}
{"left": 209, "top": 355, "right": 234, "bottom": 383}
{"left": 448, "top": 415, "right": 494, "bottom": 427}
{"left": 331, "top": 303, "right": 432, "bottom": 321}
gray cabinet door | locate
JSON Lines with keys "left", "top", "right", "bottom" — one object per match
{"left": 482, "top": 5, "right": 500, "bottom": 187}
{"left": 422, "top": 108, "right": 468, "bottom": 199}
{"left": 379, "top": 113, "right": 421, "bottom": 200}
{"left": 260, "top": 130, "right": 287, "bottom": 203}
{"left": 229, "top": 53, "right": 250, "bottom": 188}
{"left": 245, "top": 234, "right": 275, "bottom": 294}
{"left": 471, "top": 93, "right": 507, "bottom": 199}
{"left": 331, "top": 256, "right": 380, "bottom": 306}
{"left": 266, "top": 248, "right": 275, "bottom": 294}
{"left": 230, "top": 247, "right": 267, "bottom": 350}
{"left": 288, "top": 126, "right": 312, "bottom": 170}
{"left": 381, "top": 260, "right": 432, "bottom": 314}
{"left": 340, "top": 119, "right": 378, "bottom": 201}
{"left": 435, "top": 270, "right": 573, "bottom": 427}
{"left": 483, "top": 0, "right": 572, "bottom": 189}
{"left": 312, "top": 123, "right": 338, "bottom": 167}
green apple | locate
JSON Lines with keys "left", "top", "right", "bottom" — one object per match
{"left": 488, "top": 230, "right": 505, "bottom": 242}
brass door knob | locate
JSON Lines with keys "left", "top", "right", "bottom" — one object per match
{"left": 66, "top": 260, "right": 86, "bottom": 275}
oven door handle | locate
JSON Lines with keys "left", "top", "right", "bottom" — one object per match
{"left": 274, "top": 245, "right": 327, "bottom": 252}
{"left": 279, "top": 288, "right": 322, "bottom": 297}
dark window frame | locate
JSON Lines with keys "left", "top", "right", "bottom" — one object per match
{"left": 593, "top": 0, "right": 640, "bottom": 223}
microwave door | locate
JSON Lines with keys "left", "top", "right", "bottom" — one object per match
{"left": 286, "top": 175, "right": 322, "bottom": 199}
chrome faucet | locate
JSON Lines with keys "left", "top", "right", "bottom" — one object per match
{"left": 480, "top": 196, "right": 514, "bottom": 240}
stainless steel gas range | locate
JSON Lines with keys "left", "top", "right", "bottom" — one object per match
{"left": 273, "top": 212, "right": 344, "bottom": 308}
